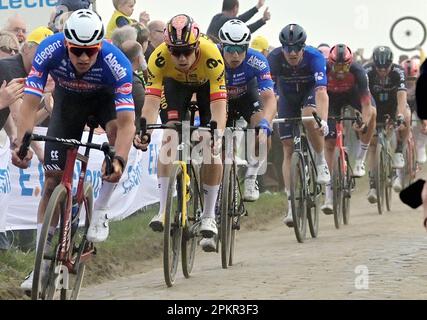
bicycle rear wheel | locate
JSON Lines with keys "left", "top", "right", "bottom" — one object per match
{"left": 290, "top": 152, "right": 307, "bottom": 243}
{"left": 182, "top": 164, "right": 201, "bottom": 278}
{"left": 307, "top": 156, "right": 320, "bottom": 238}
{"left": 342, "top": 152, "right": 353, "bottom": 225}
{"left": 220, "top": 163, "right": 232, "bottom": 269}
{"left": 32, "top": 185, "right": 67, "bottom": 300}
{"left": 164, "top": 164, "right": 183, "bottom": 287}
{"left": 375, "top": 144, "right": 385, "bottom": 215}
{"left": 333, "top": 151, "right": 343, "bottom": 229}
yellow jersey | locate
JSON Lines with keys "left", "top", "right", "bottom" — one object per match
{"left": 106, "top": 10, "right": 134, "bottom": 39}
{"left": 145, "top": 36, "right": 227, "bottom": 102}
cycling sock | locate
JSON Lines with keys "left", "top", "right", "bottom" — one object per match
{"left": 395, "top": 141, "right": 403, "bottom": 153}
{"left": 396, "top": 168, "right": 403, "bottom": 181}
{"left": 202, "top": 184, "right": 220, "bottom": 219}
{"left": 325, "top": 183, "right": 333, "bottom": 201}
{"left": 315, "top": 151, "right": 326, "bottom": 165}
{"left": 158, "top": 177, "right": 170, "bottom": 215}
{"left": 94, "top": 181, "right": 116, "bottom": 210}
{"left": 356, "top": 142, "right": 369, "bottom": 161}
{"left": 245, "top": 157, "right": 266, "bottom": 177}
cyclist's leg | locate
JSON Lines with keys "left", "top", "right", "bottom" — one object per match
{"left": 301, "top": 91, "right": 330, "bottom": 185}
{"left": 149, "top": 79, "right": 193, "bottom": 232}
{"left": 413, "top": 111, "right": 427, "bottom": 164}
{"left": 394, "top": 104, "right": 411, "bottom": 168}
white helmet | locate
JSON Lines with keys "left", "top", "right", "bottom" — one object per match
{"left": 218, "top": 19, "right": 251, "bottom": 46}
{"left": 63, "top": 9, "right": 104, "bottom": 46}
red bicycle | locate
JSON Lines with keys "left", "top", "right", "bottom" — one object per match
{"left": 18, "top": 118, "right": 115, "bottom": 300}
{"left": 329, "top": 113, "right": 362, "bottom": 229}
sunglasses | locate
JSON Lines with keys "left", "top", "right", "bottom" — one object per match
{"left": 67, "top": 43, "right": 101, "bottom": 57}
{"left": 168, "top": 45, "right": 196, "bottom": 57}
{"left": 223, "top": 44, "right": 247, "bottom": 54}
{"left": 332, "top": 63, "right": 351, "bottom": 73}
{"left": 282, "top": 44, "right": 305, "bottom": 53}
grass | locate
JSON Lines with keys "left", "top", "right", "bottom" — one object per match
{"left": 0, "top": 193, "right": 285, "bottom": 300}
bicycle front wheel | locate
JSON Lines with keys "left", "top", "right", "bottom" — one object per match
{"left": 290, "top": 152, "right": 307, "bottom": 243}
{"left": 385, "top": 151, "right": 393, "bottom": 212}
{"left": 32, "top": 185, "right": 67, "bottom": 300}
{"left": 220, "top": 163, "right": 232, "bottom": 269}
{"left": 164, "top": 163, "right": 184, "bottom": 287}
{"left": 182, "top": 164, "right": 201, "bottom": 278}
{"left": 307, "top": 156, "right": 320, "bottom": 238}
{"left": 375, "top": 144, "right": 385, "bottom": 215}
{"left": 342, "top": 152, "right": 352, "bottom": 225}
{"left": 333, "top": 151, "right": 343, "bottom": 229}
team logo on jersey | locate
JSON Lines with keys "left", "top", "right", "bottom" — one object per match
{"left": 247, "top": 55, "right": 267, "bottom": 71}
{"left": 168, "top": 110, "right": 179, "bottom": 120}
{"left": 207, "top": 58, "right": 223, "bottom": 69}
{"left": 34, "top": 40, "right": 62, "bottom": 65}
{"left": 155, "top": 52, "right": 165, "bottom": 68}
{"left": 260, "top": 72, "right": 272, "bottom": 80}
{"left": 314, "top": 72, "right": 325, "bottom": 81}
{"left": 104, "top": 53, "right": 127, "bottom": 81}
{"left": 115, "top": 82, "right": 133, "bottom": 95}
{"left": 29, "top": 67, "right": 43, "bottom": 78}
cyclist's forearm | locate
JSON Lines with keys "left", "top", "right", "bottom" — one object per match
{"left": 260, "top": 90, "right": 277, "bottom": 123}
{"left": 210, "top": 99, "right": 227, "bottom": 131}
{"left": 361, "top": 102, "right": 373, "bottom": 123}
{"left": 141, "top": 95, "right": 161, "bottom": 125}
{"left": 16, "top": 94, "right": 40, "bottom": 144}
{"left": 115, "top": 116, "right": 136, "bottom": 161}
{"left": 314, "top": 87, "right": 329, "bottom": 120}
{"left": 397, "top": 90, "right": 408, "bottom": 115}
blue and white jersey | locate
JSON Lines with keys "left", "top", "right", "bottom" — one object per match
{"left": 267, "top": 45, "right": 327, "bottom": 96}
{"left": 25, "top": 32, "right": 134, "bottom": 113}
{"left": 224, "top": 48, "right": 274, "bottom": 99}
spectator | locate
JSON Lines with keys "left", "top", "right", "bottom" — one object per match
{"left": 111, "top": 24, "right": 137, "bottom": 48}
{"left": 120, "top": 40, "right": 145, "bottom": 131}
{"left": 317, "top": 43, "right": 330, "bottom": 59}
{"left": 106, "top": 0, "right": 137, "bottom": 39}
{"left": 398, "top": 54, "right": 409, "bottom": 64}
{"left": 3, "top": 14, "right": 27, "bottom": 45}
{"left": 0, "top": 31, "right": 20, "bottom": 59}
{"left": 139, "top": 11, "right": 150, "bottom": 28}
{"left": 144, "top": 20, "right": 166, "bottom": 61}
{"left": 206, "top": 0, "right": 270, "bottom": 42}
{"left": 251, "top": 35, "right": 269, "bottom": 57}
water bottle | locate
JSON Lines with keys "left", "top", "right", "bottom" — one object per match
{"left": 71, "top": 197, "right": 80, "bottom": 236}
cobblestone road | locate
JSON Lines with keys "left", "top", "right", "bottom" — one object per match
{"left": 80, "top": 184, "right": 427, "bottom": 300}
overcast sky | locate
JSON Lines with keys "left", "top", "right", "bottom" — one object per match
{"left": 97, "top": 0, "right": 427, "bottom": 60}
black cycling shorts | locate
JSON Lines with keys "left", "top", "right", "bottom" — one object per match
{"left": 44, "top": 87, "right": 116, "bottom": 171}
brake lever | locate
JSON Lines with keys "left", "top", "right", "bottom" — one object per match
{"left": 18, "top": 132, "right": 32, "bottom": 160}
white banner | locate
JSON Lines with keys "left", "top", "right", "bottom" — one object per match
{"left": 0, "top": 127, "right": 162, "bottom": 230}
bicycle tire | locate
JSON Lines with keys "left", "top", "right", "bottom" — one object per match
{"left": 163, "top": 163, "right": 183, "bottom": 287}
{"left": 307, "top": 155, "right": 320, "bottom": 238}
{"left": 228, "top": 163, "right": 240, "bottom": 266}
{"left": 375, "top": 144, "right": 385, "bottom": 215}
{"left": 68, "top": 182, "right": 93, "bottom": 300}
{"left": 220, "top": 163, "right": 232, "bottom": 269}
{"left": 181, "top": 164, "right": 201, "bottom": 278}
{"left": 390, "top": 16, "right": 427, "bottom": 52}
{"left": 342, "top": 152, "right": 351, "bottom": 225}
{"left": 333, "top": 151, "right": 343, "bottom": 229}
{"left": 290, "top": 152, "right": 307, "bottom": 243}
{"left": 384, "top": 151, "right": 393, "bottom": 212}
{"left": 32, "top": 185, "right": 67, "bottom": 300}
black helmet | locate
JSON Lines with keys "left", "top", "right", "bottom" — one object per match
{"left": 373, "top": 46, "right": 394, "bottom": 68}
{"left": 279, "top": 24, "right": 307, "bottom": 46}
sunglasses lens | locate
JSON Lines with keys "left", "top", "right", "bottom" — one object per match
{"left": 283, "top": 45, "right": 304, "bottom": 53}
{"left": 224, "top": 45, "right": 246, "bottom": 54}
{"left": 69, "top": 46, "right": 100, "bottom": 57}
{"left": 169, "top": 47, "right": 195, "bottom": 57}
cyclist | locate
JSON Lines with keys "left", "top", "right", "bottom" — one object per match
{"left": 401, "top": 58, "right": 427, "bottom": 165}
{"left": 321, "top": 44, "right": 376, "bottom": 213}
{"left": 133, "top": 14, "right": 227, "bottom": 252}
{"left": 11, "top": 9, "right": 136, "bottom": 290}
{"left": 217, "top": 19, "right": 276, "bottom": 202}
{"left": 365, "top": 46, "right": 410, "bottom": 199}
{"left": 267, "top": 23, "right": 331, "bottom": 227}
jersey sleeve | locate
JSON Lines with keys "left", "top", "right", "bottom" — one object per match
{"left": 352, "top": 63, "right": 371, "bottom": 103}
{"left": 205, "top": 46, "right": 227, "bottom": 102}
{"left": 145, "top": 45, "right": 167, "bottom": 98}
{"left": 113, "top": 59, "right": 135, "bottom": 113}
{"left": 24, "top": 40, "right": 52, "bottom": 98}
{"left": 311, "top": 52, "right": 328, "bottom": 88}
{"left": 253, "top": 54, "right": 274, "bottom": 92}
{"left": 267, "top": 51, "right": 279, "bottom": 95}
{"left": 394, "top": 66, "right": 407, "bottom": 91}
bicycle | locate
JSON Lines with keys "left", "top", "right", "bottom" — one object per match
{"left": 18, "top": 117, "right": 115, "bottom": 300}
{"left": 402, "top": 122, "right": 418, "bottom": 189}
{"left": 272, "top": 112, "right": 323, "bottom": 243}
{"left": 390, "top": 16, "right": 426, "bottom": 52}
{"left": 139, "top": 115, "right": 215, "bottom": 287}
{"left": 216, "top": 120, "right": 249, "bottom": 269}
{"left": 327, "top": 113, "right": 360, "bottom": 228}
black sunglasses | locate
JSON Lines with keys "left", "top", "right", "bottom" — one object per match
{"left": 68, "top": 45, "right": 101, "bottom": 57}
{"left": 168, "top": 45, "right": 196, "bottom": 57}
